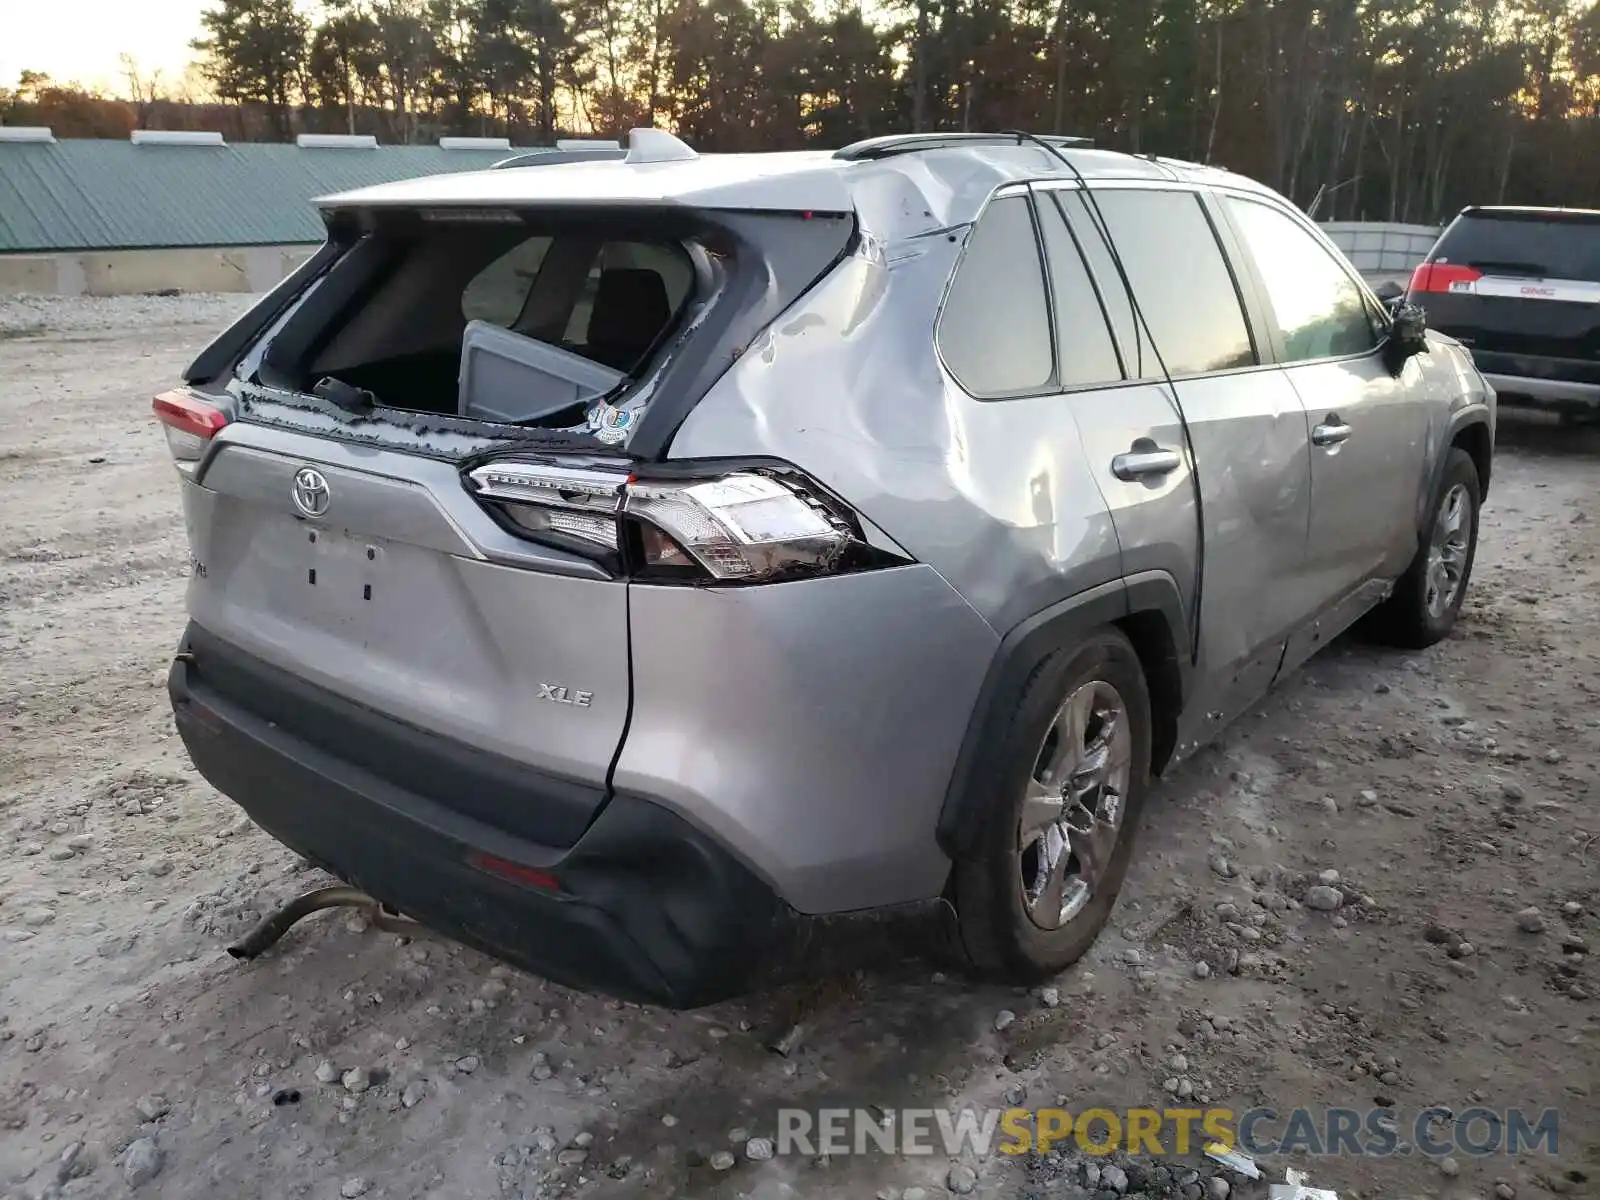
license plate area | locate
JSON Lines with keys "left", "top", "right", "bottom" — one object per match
{"left": 300, "top": 525, "right": 385, "bottom": 607}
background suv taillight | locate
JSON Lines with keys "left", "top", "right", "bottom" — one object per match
{"left": 466, "top": 458, "right": 909, "bottom": 583}
{"left": 1409, "top": 262, "right": 1482, "bottom": 294}
{"left": 152, "top": 389, "right": 229, "bottom": 470}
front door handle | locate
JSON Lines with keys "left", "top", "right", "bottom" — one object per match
{"left": 1111, "top": 441, "right": 1182, "bottom": 481}
{"left": 1312, "top": 416, "right": 1353, "bottom": 447}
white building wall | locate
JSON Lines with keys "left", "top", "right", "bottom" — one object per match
{"left": 0, "top": 244, "right": 319, "bottom": 297}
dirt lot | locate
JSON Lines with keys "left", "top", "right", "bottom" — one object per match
{"left": 1, "top": 298, "right": 1595, "bottom": 1200}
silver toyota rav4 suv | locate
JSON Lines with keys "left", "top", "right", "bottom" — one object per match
{"left": 157, "top": 130, "right": 1495, "bottom": 1007}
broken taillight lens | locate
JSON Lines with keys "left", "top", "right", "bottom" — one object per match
{"left": 466, "top": 458, "right": 908, "bottom": 583}
{"left": 152, "top": 389, "right": 229, "bottom": 467}
{"left": 623, "top": 472, "right": 854, "bottom": 581}
{"left": 469, "top": 460, "right": 629, "bottom": 559}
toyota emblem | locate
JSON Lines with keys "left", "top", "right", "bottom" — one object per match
{"left": 291, "top": 467, "right": 331, "bottom": 518}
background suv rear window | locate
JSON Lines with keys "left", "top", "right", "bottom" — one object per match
{"left": 1434, "top": 213, "right": 1600, "bottom": 283}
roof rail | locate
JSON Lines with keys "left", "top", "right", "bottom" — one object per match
{"left": 834, "top": 132, "right": 1094, "bottom": 161}
{"left": 490, "top": 147, "right": 627, "bottom": 170}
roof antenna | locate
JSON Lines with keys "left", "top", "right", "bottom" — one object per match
{"left": 624, "top": 128, "right": 698, "bottom": 165}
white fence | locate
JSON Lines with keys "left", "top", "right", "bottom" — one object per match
{"left": 1320, "top": 221, "right": 1441, "bottom": 277}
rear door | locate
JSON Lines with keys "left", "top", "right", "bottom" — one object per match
{"left": 1409, "top": 209, "right": 1600, "bottom": 391}
{"left": 1027, "top": 185, "right": 1202, "bottom": 637}
{"left": 1219, "top": 192, "right": 1429, "bottom": 608}
{"left": 1060, "top": 184, "right": 1318, "bottom": 744}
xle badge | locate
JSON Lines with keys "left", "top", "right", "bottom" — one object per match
{"left": 537, "top": 683, "right": 594, "bottom": 708}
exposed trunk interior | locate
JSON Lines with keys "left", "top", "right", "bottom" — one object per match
{"left": 256, "top": 212, "right": 700, "bottom": 426}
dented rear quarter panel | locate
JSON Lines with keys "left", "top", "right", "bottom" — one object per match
{"left": 667, "top": 235, "right": 1124, "bottom": 636}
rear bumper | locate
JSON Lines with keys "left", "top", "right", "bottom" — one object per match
{"left": 168, "top": 623, "right": 943, "bottom": 1007}
{"left": 1480, "top": 372, "right": 1600, "bottom": 411}
{"left": 1467, "top": 349, "right": 1600, "bottom": 412}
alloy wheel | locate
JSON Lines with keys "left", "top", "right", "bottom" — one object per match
{"left": 1424, "top": 482, "right": 1472, "bottom": 619}
{"left": 1017, "top": 680, "right": 1132, "bottom": 930}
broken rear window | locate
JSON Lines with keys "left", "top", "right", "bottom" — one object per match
{"left": 258, "top": 215, "right": 698, "bottom": 426}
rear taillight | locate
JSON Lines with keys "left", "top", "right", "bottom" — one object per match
{"left": 470, "top": 460, "right": 628, "bottom": 561}
{"left": 1409, "top": 262, "right": 1482, "bottom": 295}
{"left": 152, "top": 389, "right": 228, "bottom": 467}
{"left": 623, "top": 472, "right": 855, "bottom": 581}
{"left": 466, "top": 458, "right": 909, "bottom": 583}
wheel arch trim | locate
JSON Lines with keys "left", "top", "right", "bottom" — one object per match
{"left": 935, "top": 571, "right": 1191, "bottom": 859}
{"left": 1419, "top": 406, "right": 1493, "bottom": 535}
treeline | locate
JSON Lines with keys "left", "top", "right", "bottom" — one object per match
{"left": 4, "top": 0, "right": 1599, "bottom": 222}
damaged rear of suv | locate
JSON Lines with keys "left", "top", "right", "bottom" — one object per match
{"left": 161, "top": 129, "right": 1491, "bottom": 1007}
{"left": 161, "top": 131, "right": 966, "bottom": 1005}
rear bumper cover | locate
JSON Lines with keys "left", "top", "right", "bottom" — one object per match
{"left": 168, "top": 623, "right": 943, "bottom": 1006}
{"left": 1480, "top": 372, "right": 1600, "bottom": 410}
{"left": 1469, "top": 350, "right": 1600, "bottom": 411}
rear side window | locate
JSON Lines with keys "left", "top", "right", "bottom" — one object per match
{"left": 1035, "top": 192, "right": 1124, "bottom": 387}
{"left": 1434, "top": 212, "right": 1600, "bottom": 282}
{"left": 939, "top": 195, "right": 1054, "bottom": 397}
{"left": 1077, "top": 189, "right": 1255, "bottom": 377}
{"left": 1225, "top": 197, "right": 1380, "bottom": 361}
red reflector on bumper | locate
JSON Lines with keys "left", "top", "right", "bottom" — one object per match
{"left": 468, "top": 852, "right": 562, "bottom": 892}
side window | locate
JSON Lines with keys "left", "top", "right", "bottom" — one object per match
{"left": 460, "top": 234, "right": 553, "bottom": 327}
{"left": 1059, "top": 192, "right": 1150, "bottom": 377}
{"left": 1224, "top": 197, "right": 1380, "bottom": 361}
{"left": 1034, "top": 193, "right": 1124, "bottom": 387}
{"left": 938, "top": 194, "right": 1054, "bottom": 397}
{"left": 1070, "top": 189, "right": 1256, "bottom": 377}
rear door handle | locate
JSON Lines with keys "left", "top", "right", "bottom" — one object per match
{"left": 1312, "top": 417, "right": 1352, "bottom": 447}
{"left": 1111, "top": 443, "right": 1182, "bottom": 481}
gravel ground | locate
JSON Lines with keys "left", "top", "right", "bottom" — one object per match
{"left": 1, "top": 297, "right": 1596, "bottom": 1200}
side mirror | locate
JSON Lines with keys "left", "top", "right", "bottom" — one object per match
{"left": 1383, "top": 301, "right": 1428, "bottom": 373}
{"left": 1374, "top": 280, "right": 1404, "bottom": 304}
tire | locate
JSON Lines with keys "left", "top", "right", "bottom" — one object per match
{"left": 951, "top": 627, "right": 1152, "bottom": 982}
{"left": 1368, "top": 447, "right": 1481, "bottom": 649}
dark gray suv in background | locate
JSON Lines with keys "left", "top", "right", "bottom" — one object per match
{"left": 156, "top": 130, "right": 1496, "bottom": 1006}
{"left": 1407, "top": 205, "right": 1599, "bottom": 420}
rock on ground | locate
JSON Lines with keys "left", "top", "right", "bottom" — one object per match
{"left": 123, "top": 1138, "right": 163, "bottom": 1188}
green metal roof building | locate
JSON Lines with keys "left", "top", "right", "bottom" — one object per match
{"left": 0, "top": 132, "right": 547, "bottom": 253}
